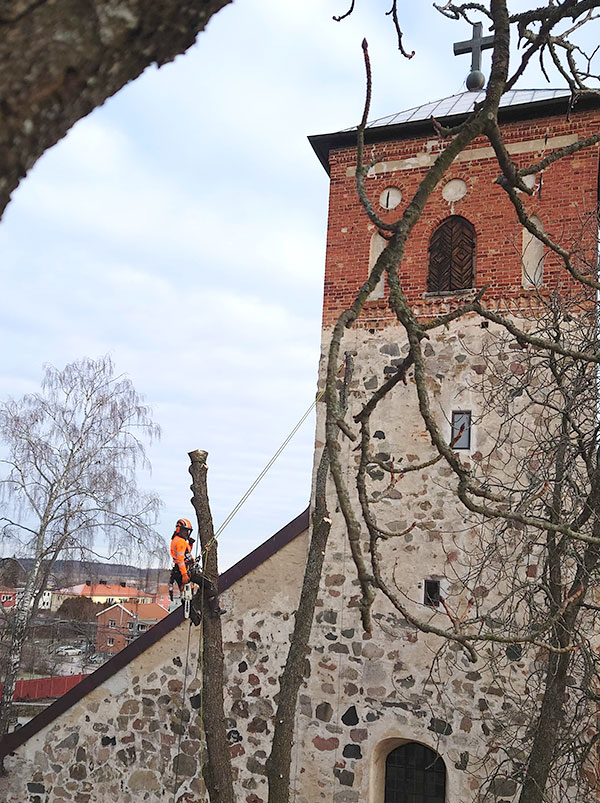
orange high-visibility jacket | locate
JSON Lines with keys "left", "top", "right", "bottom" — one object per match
{"left": 170, "top": 534, "right": 189, "bottom": 581}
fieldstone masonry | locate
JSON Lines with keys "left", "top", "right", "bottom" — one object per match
{"left": 0, "top": 534, "right": 309, "bottom": 803}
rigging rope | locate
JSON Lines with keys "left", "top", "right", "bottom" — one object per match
{"left": 171, "top": 616, "right": 193, "bottom": 803}
{"left": 198, "top": 366, "right": 343, "bottom": 559}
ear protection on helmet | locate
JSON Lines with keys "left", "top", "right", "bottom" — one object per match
{"left": 175, "top": 518, "right": 193, "bottom": 536}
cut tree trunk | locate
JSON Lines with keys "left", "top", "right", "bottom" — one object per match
{"left": 188, "top": 449, "right": 234, "bottom": 803}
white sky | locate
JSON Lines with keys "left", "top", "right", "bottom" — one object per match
{"left": 0, "top": 2, "right": 579, "bottom": 570}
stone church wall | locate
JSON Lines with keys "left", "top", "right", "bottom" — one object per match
{"left": 0, "top": 531, "right": 309, "bottom": 803}
{"left": 298, "top": 100, "right": 600, "bottom": 802}
{"left": 289, "top": 317, "right": 521, "bottom": 803}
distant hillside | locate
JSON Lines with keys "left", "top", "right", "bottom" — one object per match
{"left": 1, "top": 557, "right": 169, "bottom": 591}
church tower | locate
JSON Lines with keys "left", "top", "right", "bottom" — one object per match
{"left": 299, "top": 87, "right": 600, "bottom": 803}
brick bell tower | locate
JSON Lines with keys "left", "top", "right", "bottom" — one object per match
{"left": 296, "top": 90, "right": 600, "bottom": 802}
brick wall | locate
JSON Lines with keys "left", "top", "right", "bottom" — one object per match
{"left": 322, "top": 109, "right": 599, "bottom": 327}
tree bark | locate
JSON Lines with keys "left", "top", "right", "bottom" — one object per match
{"left": 0, "top": 576, "right": 35, "bottom": 773}
{"left": 518, "top": 536, "right": 600, "bottom": 803}
{"left": 188, "top": 449, "right": 234, "bottom": 803}
{"left": 0, "top": 0, "right": 232, "bottom": 219}
{"left": 265, "top": 449, "right": 331, "bottom": 803}
{"left": 266, "top": 355, "right": 352, "bottom": 802}
{"left": 517, "top": 645, "right": 572, "bottom": 803}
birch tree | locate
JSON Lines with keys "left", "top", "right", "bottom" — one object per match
{"left": 0, "top": 355, "right": 162, "bottom": 767}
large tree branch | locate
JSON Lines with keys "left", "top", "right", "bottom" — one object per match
{"left": 0, "top": 0, "right": 232, "bottom": 219}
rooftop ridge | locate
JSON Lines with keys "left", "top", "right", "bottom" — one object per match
{"left": 309, "top": 86, "right": 597, "bottom": 175}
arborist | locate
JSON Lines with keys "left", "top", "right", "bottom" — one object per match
{"left": 168, "top": 517, "right": 225, "bottom": 623}
{"left": 169, "top": 518, "right": 193, "bottom": 601}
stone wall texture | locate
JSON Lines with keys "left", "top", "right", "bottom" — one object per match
{"left": 0, "top": 533, "right": 309, "bottom": 803}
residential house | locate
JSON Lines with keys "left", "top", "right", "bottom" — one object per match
{"left": 52, "top": 581, "right": 152, "bottom": 612}
{"left": 95, "top": 602, "right": 169, "bottom": 655}
{"left": 0, "top": 586, "right": 16, "bottom": 608}
{"left": 152, "top": 583, "right": 171, "bottom": 609}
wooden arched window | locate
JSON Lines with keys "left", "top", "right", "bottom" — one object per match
{"left": 385, "top": 742, "right": 446, "bottom": 803}
{"left": 428, "top": 215, "right": 475, "bottom": 293}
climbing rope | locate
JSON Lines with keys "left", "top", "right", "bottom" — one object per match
{"left": 197, "top": 362, "right": 345, "bottom": 560}
{"left": 170, "top": 545, "right": 209, "bottom": 803}
{"left": 171, "top": 616, "right": 193, "bottom": 803}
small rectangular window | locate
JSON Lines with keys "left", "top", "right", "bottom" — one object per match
{"left": 109, "top": 620, "right": 116, "bottom": 628}
{"left": 424, "top": 579, "right": 441, "bottom": 608}
{"left": 107, "top": 637, "right": 114, "bottom": 647}
{"left": 451, "top": 411, "right": 471, "bottom": 450}
{"left": 128, "top": 622, "right": 134, "bottom": 630}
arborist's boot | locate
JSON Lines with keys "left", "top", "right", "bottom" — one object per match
{"left": 189, "top": 605, "right": 202, "bottom": 627}
{"left": 209, "top": 602, "right": 227, "bottom": 617}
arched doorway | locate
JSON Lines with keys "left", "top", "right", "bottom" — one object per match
{"left": 385, "top": 742, "right": 446, "bottom": 803}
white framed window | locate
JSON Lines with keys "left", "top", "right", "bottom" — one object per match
{"left": 107, "top": 637, "right": 114, "bottom": 647}
{"left": 106, "top": 597, "right": 114, "bottom": 604}
{"left": 451, "top": 410, "right": 471, "bottom": 450}
{"left": 138, "top": 623, "right": 147, "bottom": 632}
{"left": 368, "top": 231, "right": 387, "bottom": 300}
{"left": 128, "top": 622, "right": 134, "bottom": 630}
{"left": 109, "top": 620, "right": 116, "bottom": 628}
{"left": 522, "top": 215, "right": 544, "bottom": 288}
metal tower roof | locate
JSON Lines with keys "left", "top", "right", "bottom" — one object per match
{"left": 309, "top": 87, "right": 595, "bottom": 174}
{"left": 362, "top": 88, "right": 571, "bottom": 130}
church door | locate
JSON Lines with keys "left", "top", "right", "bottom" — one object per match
{"left": 384, "top": 742, "right": 446, "bottom": 803}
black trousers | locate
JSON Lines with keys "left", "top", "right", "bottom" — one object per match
{"left": 169, "top": 564, "right": 185, "bottom": 592}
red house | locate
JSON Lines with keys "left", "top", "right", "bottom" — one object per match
{"left": 0, "top": 586, "right": 17, "bottom": 608}
{"left": 152, "top": 583, "right": 172, "bottom": 609}
{"left": 95, "top": 602, "right": 169, "bottom": 655}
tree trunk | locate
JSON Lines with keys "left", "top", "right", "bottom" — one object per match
{"left": 188, "top": 449, "right": 234, "bottom": 803}
{"left": 517, "top": 644, "right": 571, "bottom": 803}
{"left": 266, "top": 354, "right": 352, "bottom": 802}
{"left": 0, "top": 0, "right": 232, "bottom": 219}
{"left": 0, "top": 584, "right": 34, "bottom": 773}
{"left": 265, "top": 450, "right": 331, "bottom": 803}
{"left": 518, "top": 540, "right": 600, "bottom": 802}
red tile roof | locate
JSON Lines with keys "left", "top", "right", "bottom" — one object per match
{"left": 58, "top": 583, "right": 150, "bottom": 598}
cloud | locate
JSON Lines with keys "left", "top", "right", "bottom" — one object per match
{"left": 0, "top": 0, "right": 502, "bottom": 567}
